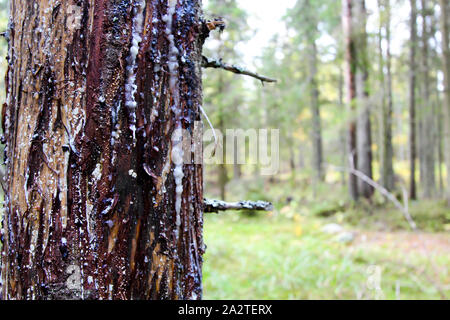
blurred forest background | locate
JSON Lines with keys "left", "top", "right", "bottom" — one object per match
{"left": 0, "top": 0, "right": 449, "bottom": 299}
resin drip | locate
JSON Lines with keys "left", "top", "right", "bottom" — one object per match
{"left": 125, "top": 0, "right": 145, "bottom": 141}
{"left": 163, "top": 0, "right": 184, "bottom": 229}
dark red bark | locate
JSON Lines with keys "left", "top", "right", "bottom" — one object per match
{"left": 1, "top": 0, "right": 205, "bottom": 300}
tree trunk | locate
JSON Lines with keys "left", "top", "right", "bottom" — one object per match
{"left": 342, "top": 0, "right": 359, "bottom": 201}
{"left": 216, "top": 72, "right": 228, "bottom": 201}
{"left": 218, "top": 113, "right": 228, "bottom": 201}
{"left": 309, "top": 40, "right": 324, "bottom": 183}
{"left": 436, "top": 89, "right": 444, "bottom": 195}
{"left": 232, "top": 99, "right": 242, "bottom": 180}
{"left": 440, "top": 0, "right": 450, "bottom": 206}
{"left": 233, "top": 149, "right": 242, "bottom": 180}
{"left": 377, "top": 0, "right": 387, "bottom": 190}
{"left": 306, "top": 0, "right": 324, "bottom": 183}
{"left": 430, "top": 14, "right": 441, "bottom": 197}
{"left": 409, "top": 0, "right": 418, "bottom": 200}
{"left": 339, "top": 68, "right": 347, "bottom": 186}
{"left": 232, "top": 134, "right": 242, "bottom": 180}
{"left": 380, "top": 0, "right": 395, "bottom": 191}
{"left": 289, "top": 136, "right": 296, "bottom": 173}
{"left": 355, "top": 0, "right": 374, "bottom": 198}
{"left": 1, "top": 0, "right": 205, "bottom": 300}
{"left": 298, "top": 144, "right": 305, "bottom": 169}
{"left": 419, "top": 0, "right": 436, "bottom": 198}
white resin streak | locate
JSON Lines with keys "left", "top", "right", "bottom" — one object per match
{"left": 1, "top": 18, "right": 14, "bottom": 299}
{"left": 125, "top": 0, "right": 145, "bottom": 142}
{"left": 163, "top": 0, "right": 184, "bottom": 233}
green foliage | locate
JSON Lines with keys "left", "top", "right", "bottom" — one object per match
{"left": 285, "top": 0, "right": 341, "bottom": 42}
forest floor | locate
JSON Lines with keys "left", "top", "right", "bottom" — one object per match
{"left": 203, "top": 176, "right": 450, "bottom": 300}
{"left": 354, "top": 230, "right": 449, "bottom": 256}
{"left": 203, "top": 214, "right": 449, "bottom": 300}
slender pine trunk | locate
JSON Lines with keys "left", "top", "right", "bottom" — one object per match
{"left": 309, "top": 37, "right": 324, "bottom": 183}
{"left": 420, "top": 0, "right": 436, "bottom": 198}
{"left": 355, "top": 0, "right": 374, "bottom": 198}
{"left": 343, "top": 0, "right": 359, "bottom": 201}
{"left": 439, "top": 0, "right": 450, "bottom": 205}
{"left": 409, "top": 0, "right": 418, "bottom": 200}
{"left": 383, "top": 0, "right": 395, "bottom": 191}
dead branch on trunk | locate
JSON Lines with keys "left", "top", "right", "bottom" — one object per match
{"left": 204, "top": 199, "right": 274, "bottom": 213}
{"left": 202, "top": 56, "right": 277, "bottom": 83}
{"left": 205, "top": 19, "right": 226, "bottom": 32}
{"left": 200, "top": 19, "right": 226, "bottom": 45}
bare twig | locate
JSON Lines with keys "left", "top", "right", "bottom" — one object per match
{"left": 202, "top": 56, "right": 277, "bottom": 83}
{"left": 0, "top": 166, "right": 6, "bottom": 193}
{"left": 199, "top": 105, "right": 219, "bottom": 157}
{"left": 204, "top": 199, "right": 273, "bottom": 213}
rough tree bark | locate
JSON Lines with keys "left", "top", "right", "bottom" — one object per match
{"left": 409, "top": 0, "right": 418, "bottom": 200}
{"left": 342, "top": 0, "right": 359, "bottom": 201}
{"left": 1, "top": 0, "right": 206, "bottom": 300}
{"left": 440, "top": 0, "right": 450, "bottom": 206}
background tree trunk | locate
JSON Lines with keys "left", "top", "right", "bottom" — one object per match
{"left": 305, "top": 0, "right": 324, "bottom": 183}
{"left": 380, "top": 0, "right": 395, "bottom": 191}
{"left": 342, "top": 0, "right": 359, "bottom": 201}
{"left": 1, "top": 0, "right": 205, "bottom": 300}
{"left": 377, "top": 0, "right": 387, "bottom": 191}
{"left": 355, "top": 0, "right": 374, "bottom": 199}
{"left": 215, "top": 62, "right": 228, "bottom": 201}
{"left": 309, "top": 40, "right": 324, "bottom": 183}
{"left": 409, "top": 0, "right": 418, "bottom": 200}
{"left": 339, "top": 69, "right": 347, "bottom": 187}
{"left": 440, "top": 0, "right": 450, "bottom": 206}
{"left": 419, "top": 0, "right": 436, "bottom": 198}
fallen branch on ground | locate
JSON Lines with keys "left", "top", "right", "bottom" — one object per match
{"left": 329, "top": 162, "right": 449, "bottom": 297}
{"left": 327, "top": 163, "right": 418, "bottom": 231}
{"left": 202, "top": 56, "right": 277, "bottom": 83}
{"left": 204, "top": 199, "right": 274, "bottom": 213}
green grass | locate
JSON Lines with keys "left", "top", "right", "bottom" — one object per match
{"left": 203, "top": 213, "right": 450, "bottom": 300}
{"left": 329, "top": 198, "right": 450, "bottom": 233}
{"left": 203, "top": 174, "right": 450, "bottom": 300}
